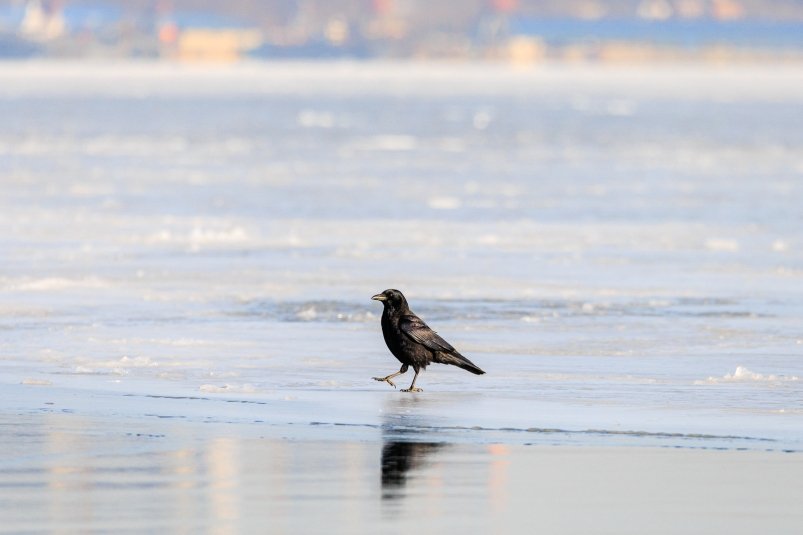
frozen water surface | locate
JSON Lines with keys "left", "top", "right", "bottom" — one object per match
{"left": 1, "top": 61, "right": 802, "bottom": 452}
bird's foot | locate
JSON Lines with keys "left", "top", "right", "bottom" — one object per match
{"left": 401, "top": 387, "right": 423, "bottom": 393}
{"left": 373, "top": 376, "right": 396, "bottom": 388}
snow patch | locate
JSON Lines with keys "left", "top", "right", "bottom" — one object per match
{"left": 697, "top": 366, "right": 799, "bottom": 385}
{"left": 199, "top": 383, "right": 258, "bottom": 394}
{"left": 21, "top": 378, "right": 52, "bottom": 386}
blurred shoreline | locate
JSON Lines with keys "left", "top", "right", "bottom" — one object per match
{"left": 2, "top": 1, "right": 802, "bottom": 64}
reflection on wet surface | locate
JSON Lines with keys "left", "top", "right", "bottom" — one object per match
{"left": 379, "top": 395, "right": 446, "bottom": 500}
{"left": 381, "top": 441, "right": 444, "bottom": 499}
{"left": 2, "top": 411, "right": 803, "bottom": 534}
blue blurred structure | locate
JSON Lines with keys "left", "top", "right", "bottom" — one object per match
{"left": 508, "top": 18, "right": 803, "bottom": 49}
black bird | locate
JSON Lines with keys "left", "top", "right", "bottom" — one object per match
{"left": 371, "top": 289, "right": 485, "bottom": 392}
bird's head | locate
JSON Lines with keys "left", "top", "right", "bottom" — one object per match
{"left": 371, "top": 289, "right": 408, "bottom": 311}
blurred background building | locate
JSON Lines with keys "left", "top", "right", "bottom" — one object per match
{"left": 0, "top": 0, "right": 801, "bottom": 62}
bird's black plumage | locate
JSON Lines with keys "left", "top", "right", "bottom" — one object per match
{"left": 371, "top": 289, "right": 485, "bottom": 392}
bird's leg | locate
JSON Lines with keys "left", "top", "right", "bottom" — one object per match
{"left": 401, "top": 368, "right": 423, "bottom": 393}
{"left": 373, "top": 364, "right": 408, "bottom": 389}
{"left": 373, "top": 371, "right": 402, "bottom": 388}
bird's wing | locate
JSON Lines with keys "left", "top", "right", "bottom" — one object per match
{"left": 399, "top": 314, "right": 455, "bottom": 353}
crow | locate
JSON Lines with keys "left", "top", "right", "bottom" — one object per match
{"left": 371, "top": 289, "right": 485, "bottom": 392}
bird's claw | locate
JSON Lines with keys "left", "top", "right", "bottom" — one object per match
{"left": 373, "top": 376, "right": 396, "bottom": 388}
{"left": 401, "top": 387, "right": 423, "bottom": 393}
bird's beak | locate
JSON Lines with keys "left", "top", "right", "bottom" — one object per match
{"left": 371, "top": 293, "right": 387, "bottom": 301}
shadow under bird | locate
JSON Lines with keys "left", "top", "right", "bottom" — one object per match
{"left": 371, "top": 289, "right": 485, "bottom": 392}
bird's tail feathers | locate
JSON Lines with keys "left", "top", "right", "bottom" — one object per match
{"left": 435, "top": 351, "right": 485, "bottom": 375}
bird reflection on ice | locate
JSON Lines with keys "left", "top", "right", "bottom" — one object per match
{"left": 380, "top": 441, "right": 443, "bottom": 500}
{"left": 380, "top": 395, "right": 446, "bottom": 500}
